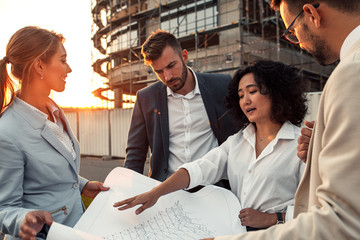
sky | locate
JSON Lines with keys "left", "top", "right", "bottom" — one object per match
{"left": 0, "top": 0, "right": 111, "bottom": 108}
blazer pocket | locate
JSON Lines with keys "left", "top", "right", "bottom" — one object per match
{"left": 49, "top": 206, "right": 68, "bottom": 216}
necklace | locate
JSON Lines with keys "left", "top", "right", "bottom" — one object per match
{"left": 256, "top": 131, "right": 278, "bottom": 142}
{"left": 255, "top": 123, "right": 282, "bottom": 142}
{"left": 257, "top": 135, "right": 273, "bottom": 142}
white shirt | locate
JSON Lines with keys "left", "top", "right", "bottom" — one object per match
{"left": 340, "top": 25, "right": 360, "bottom": 60}
{"left": 181, "top": 121, "right": 305, "bottom": 221}
{"left": 167, "top": 68, "right": 218, "bottom": 177}
{"left": 17, "top": 97, "right": 76, "bottom": 160}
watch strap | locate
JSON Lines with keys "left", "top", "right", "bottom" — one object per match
{"left": 276, "top": 212, "right": 284, "bottom": 224}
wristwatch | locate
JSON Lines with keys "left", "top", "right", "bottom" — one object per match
{"left": 276, "top": 212, "right": 284, "bottom": 224}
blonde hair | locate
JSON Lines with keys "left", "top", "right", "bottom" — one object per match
{"left": 0, "top": 26, "right": 65, "bottom": 113}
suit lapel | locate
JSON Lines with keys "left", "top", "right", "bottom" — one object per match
{"left": 197, "top": 74, "right": 218, "bottom": 134}
{"left": 41, "top": 125, "right": 77, "bottom": 171}
{"left": 157, "top": 84, "right": 170, "bottom": 160}
{"left": 13, "top": 98, "right": 78, "bottom": 172}
{"left": 58, "top": 107, "right": 80, "bottom": 169}
{"left": 294, "top": 127, "right": 313, "bottom": 216}
{"left": 343, "top": 38, "right": 360, "bottom": 60}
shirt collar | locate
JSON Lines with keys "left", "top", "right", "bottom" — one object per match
{"left": 16, "top": 97, "right": 48, "bottom": 119}
{"left": 47, "top": 99, "right": 60, "bottom": 118}
{"left": 340, "top": 25, "right": 360, "bottom": 61}
{"left": 167, "top": 67, "right": 200, "bottom": 97}
{"left": 16, "top": 97, "right": 60, "bottom": 120}
{"left": 242, "top": 121, "right": 295, "bottom": 141}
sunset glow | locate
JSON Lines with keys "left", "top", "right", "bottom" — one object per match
{"left": 0, "top": 0, "right": 114, "bottom": 109}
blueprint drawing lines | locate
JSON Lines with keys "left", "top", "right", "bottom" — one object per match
{"left": 103, "top": 201, "right": 214, "bottom": 240}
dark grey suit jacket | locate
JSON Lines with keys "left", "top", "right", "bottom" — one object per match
{"left": 124, "top": 72, "right": 236, "bottom": 182}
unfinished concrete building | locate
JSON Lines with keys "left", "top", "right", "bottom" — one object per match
{"left": 91, "top": 0, "right": 335, "bottom": 108}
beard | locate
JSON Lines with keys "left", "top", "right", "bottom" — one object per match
{"left": 303, "top": 24, "right": 338, "bottom": 66}
{"left": 167, "top": 60, "right": 188, "bottom": 92}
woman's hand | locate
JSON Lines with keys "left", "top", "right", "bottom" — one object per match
{"left": 113, "top": 168, "right": 191, "bottom": 215}
{"left": 82, "top": 181, "right": 110, "bottom": 198}
{"left": 19, "top": 211, "right": 53, "bottom": 240}
{"left": 113, "top": 189, "right": 161, "bottom": 215}
{"left": 238, "top": 208, "right": 277, "bottom": 228}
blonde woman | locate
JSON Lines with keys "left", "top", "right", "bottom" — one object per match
{"left": 0, "top": 26, "right": 109, "bottom": 240}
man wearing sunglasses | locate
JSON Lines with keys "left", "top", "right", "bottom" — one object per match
{"left": 204, "top": 1, "right": 360, "bottom": 239}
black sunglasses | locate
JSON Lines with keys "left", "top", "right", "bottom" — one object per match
{"left": 282, "top": 3, "right": 320, "bottom": 44}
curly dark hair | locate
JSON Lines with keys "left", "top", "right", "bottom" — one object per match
{"left": 225, "top": 60, "right": 307, "bottom": 129}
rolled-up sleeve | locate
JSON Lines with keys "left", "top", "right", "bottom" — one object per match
{"left": 179, "top": 135, "right": 233, "bottom": 189}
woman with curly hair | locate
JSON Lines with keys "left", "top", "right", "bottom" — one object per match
{"left": 113, "top": 60, "right": 307, "bottom": 231}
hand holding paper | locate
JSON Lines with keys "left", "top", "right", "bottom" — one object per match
{"left": 19, "top": 211, "right": 53, "bottom": 240}
{"left": 47, "top": 167, "right": 246, "bottom": 240}
{"left": 82, "top": 181, "right": 110, "bottom": 198}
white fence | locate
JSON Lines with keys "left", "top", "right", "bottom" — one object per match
{"left": 65, "top": 108, "right": 133, "bottom": 158}
{"left": 65, "top": 92, "right": 321, "bottom": 158}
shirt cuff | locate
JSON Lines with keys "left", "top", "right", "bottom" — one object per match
{"left": 285, "top": 205, "right": 294, "bottom": 222}
{"left": 79, "top": 176, "right": 89, "bottom": 192}
{"left": 178, "top": 162, "right": 203, "bottom": 190}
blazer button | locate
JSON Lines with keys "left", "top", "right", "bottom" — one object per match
{"left": 73, "top": 183, "right": 78, "bottom": 189}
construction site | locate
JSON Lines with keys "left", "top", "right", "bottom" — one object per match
{"left": 91, "top": 0, "right": 336, "bottom": 108}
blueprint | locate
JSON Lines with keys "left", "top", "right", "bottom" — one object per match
{"left": 47, "top": 222, "right": 103, "bottom": 240}
{"left": 48, "top": 167, "right": 246, "bottom": 239}
{"left": 102, "top": 201, "right": 214, "bottom": 240}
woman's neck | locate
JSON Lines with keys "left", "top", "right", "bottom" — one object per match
{"left": 17, "top": 88, "right": 50, "bottom": 114}
{"left": 254, "top": 121, "right": 283, "bottom": 158}
{"left": 255, "top": 121, "right": 283, "bottom": 141}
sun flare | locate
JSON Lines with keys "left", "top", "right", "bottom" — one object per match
{"left": 0, "top": 0, "right": 114, "bottom": 109}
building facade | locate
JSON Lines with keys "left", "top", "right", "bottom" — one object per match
{"left": 91, "top": 0, "right": 335, "bottom": 108}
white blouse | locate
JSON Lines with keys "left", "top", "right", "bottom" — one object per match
{"left": 181, "top": 121, "right": 305, "bottom": 221}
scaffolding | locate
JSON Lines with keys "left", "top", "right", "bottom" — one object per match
{"left": 91, "top": 0, "right": 335, "bottom": 108}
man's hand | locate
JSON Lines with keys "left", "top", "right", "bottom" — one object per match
{"left": 82, "top": 181, "right": 110, "bottom": 198}
{"left": 297, "top": 120, "right": 314, "bottom": 163}
{"left": 239, "top": 208, "right": 278, "bottom": 228}
{"left": 19, "top": 211, "right": 53, "bottom": 240}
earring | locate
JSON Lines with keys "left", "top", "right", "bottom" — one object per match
{"left": 40, "top": 74, "right": 43, "bottom": 79}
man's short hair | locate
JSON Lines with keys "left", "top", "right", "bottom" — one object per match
{"left": 270, "top": 0, "right": 360, "bottom": 14}
{"left": 141, "top": 30, "right": 183, "bottom": 65}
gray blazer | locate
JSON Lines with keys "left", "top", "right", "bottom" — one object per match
{"left": 0, "top": 97, "right": 88, "bottom": 240}
{"left": 124, "top": 72, "right": 237, "bottom": 182}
